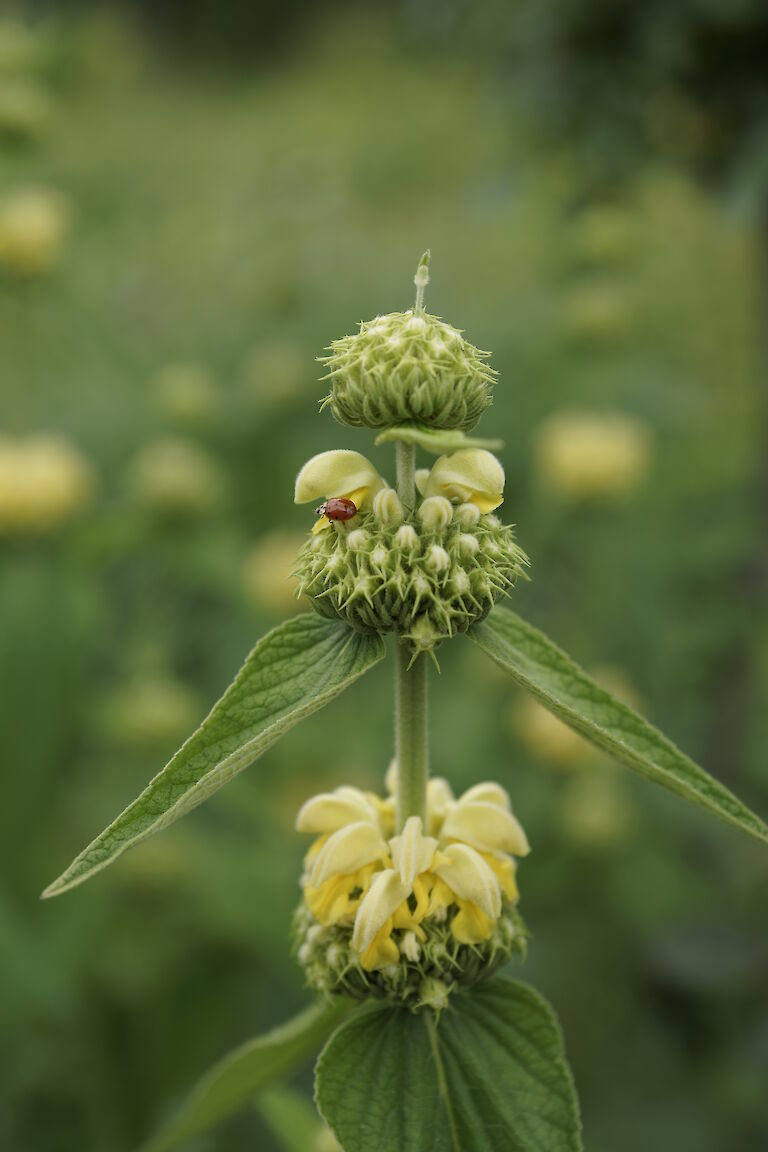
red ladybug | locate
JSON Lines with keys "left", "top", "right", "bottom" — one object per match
{"left": 315, "top": 497, "right": 358, "bottom": 523}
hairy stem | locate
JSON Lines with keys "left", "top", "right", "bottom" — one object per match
{"left": 395, "top": 438, "right": 428, "bottom": 828}
{"left": 395, "top": 642, "right": 428, "bottom": 830}
{"left": 395, "top": 441, "right": 416, "bottom": 510}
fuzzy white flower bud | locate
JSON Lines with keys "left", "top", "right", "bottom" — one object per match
{"left": 372, "top": 487, "right": 404, "bottom": 526}
{"left": 346, "top": 529, "right": 369, "bottom": 551}
{"left": 426, "top": 544, "right": 450, "bottom": 573}
{"left": 393, "top": 524, "right": 419, "bottom": 551}
{"left": 418, "top": 496, "right": 452, "bottom": 532}
{"left": 454, "top": 502, "right": 481, "bottom": 528}
{"left": 457, "top": 533, "right": 479, "bottom": 557}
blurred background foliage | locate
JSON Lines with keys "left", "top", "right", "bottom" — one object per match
{"left": 1, "top": 2, "right": 767, "bottom": 1150}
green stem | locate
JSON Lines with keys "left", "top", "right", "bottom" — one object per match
{"left": 395, "top": 441, "right": 416, "bottom": 510}
{"left": 394, "top": 438, "right": 428, "bottom": 829}
{"left": 395, "top": 642, "right": 428, "bottom": 830}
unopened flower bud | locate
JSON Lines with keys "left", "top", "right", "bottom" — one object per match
{"left": 426, "top": 545, "right": 450, "bottom": 573}
{"left": 454, "top": 503, "right": 481, "bottom": 529}
{"left": 415, "top": 468, "right": 430, "bottom": 496}
{"left": 418, "top": 496, "right": 452, "bottom": 532}
{"left": 400, "top": 931, "right": 421, "bottom": 962}
{"left": 418, "top": 977, "right": 451, "bottom": 1012}
{"left": 346, "top": 529, "right": 369, "bottom": 551}
{"left": 372, "top": 487, "right": 404, "bottom": 526}
{"left": 393, "top": 524, "right": 419, "bottom": 551}
{"left": 457, "top": 533, "right": 479, "bottom": 557}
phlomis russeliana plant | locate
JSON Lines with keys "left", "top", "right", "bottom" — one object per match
{"left": 45, "top": 254, "right": 768, "bottom": 1152}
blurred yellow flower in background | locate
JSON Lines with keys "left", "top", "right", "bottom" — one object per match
{"left": 242, "top": 530, "right": 306, "bottom": 614}
{"left": 533, "top": 409, "right": 652, "bottom": 501}
{"left": 0, "top": 187, "right": 71, "bottom": 276}
{"left": 152, "top": 363, "right": 218, "bottom": 429}
{"left": 0, "top": 433, "right": 96, "bottom": 535}
{"left": 128, "top": 436, "right": 226, "bottom": 517}
{"left": 99, "top": 676, "right": 201, "bottom": 748}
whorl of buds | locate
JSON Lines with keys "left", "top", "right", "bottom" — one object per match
{"left": 320, "top": 310, "right": 496, "bottom": 432}
{"left": 295, "top": 505, "right": 527, "bottom": 653}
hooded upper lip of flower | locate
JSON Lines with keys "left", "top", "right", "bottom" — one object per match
{"left": 422, "top": 448, "right": 505, "bottom": 514}
{"left": 296, "top": 771, "right": 529, "bottom": 969}
{"left": 294, "top": 449, "right": 387, "bottom": 532}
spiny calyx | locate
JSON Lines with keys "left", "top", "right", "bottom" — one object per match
{"left": 295, "top": 505, "right": 527, "bottom": 652}
{"left": 321, "top": 310, "right": 496, "bottom": 432}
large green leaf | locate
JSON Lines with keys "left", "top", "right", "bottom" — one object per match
{"left": 470, "top": 608, "right": 768, "bottom": 845}
{"left": 44, "top": 616, "right": 386, "bottom": 897}
{"left": 316, "top": 978, "right": 581, "bottom": 1152}
{"left": 141, "top": 1000, "right": 353, "bottom": 1152}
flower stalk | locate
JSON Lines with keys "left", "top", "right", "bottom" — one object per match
{"left": 395, "top": 641, "right": 428, "bottom": 831}
{"left": 395, "top": 432, "right": 428, "bottom": 829}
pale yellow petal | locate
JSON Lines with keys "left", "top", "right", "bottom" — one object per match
{"left": 296, "top": 786, "right": 378, "bottom": 833}
{"left": 442, "top": 801, "right": 530, "bottom": 857}
{"left": 424, "top": 449, "right": 504, "bottom": 510}
{"left": 295, "top": 450, "right": 385, "bottom": 505}
{"left": 457, "top": 782, "right": 511, "bottom": 810}
{"left": 309, "top": 822, "right": 389, "bottom": 887}
{"left": 433, "top": 843, "right": 501, "bottom": 920}
{"left": 352, "top": 869, "right": 409, "bottom": 957}
{"left": 389, "top": 816, "right": 438, "bottom": 889}
{"left": 384, "top": 758, "right": 398, "bottom": 795}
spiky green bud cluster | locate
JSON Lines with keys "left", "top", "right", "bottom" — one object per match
{"left": 295, "top": 505, "right": 528, "bottom": 653}
{"left": 293, "top": 901, "right": 526, "bottom": 1009}
{"left": 321, "top": 311, "right": 496, "bottom": 432}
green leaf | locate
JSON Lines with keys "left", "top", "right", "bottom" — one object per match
{"left": 43, "top": 617, "right": 386, "bottom": 897}
{"left": 258, "top": 1085, "right": 337, "bottom": 1152}
{"left": 470, "top": 608, "right": 768, "bottom": 846}
{"left": 140, "top": 999, "right": 353, "bottom": 1152}
{"left": 316, "top": 978, "right": 582, "bottom": 1152}
{"left": 374, "top": 423, "right": 503, "bottom": 455}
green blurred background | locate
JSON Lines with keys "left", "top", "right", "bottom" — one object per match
{"left": 1, "top": 3, "right": 767, "bottom": 1150}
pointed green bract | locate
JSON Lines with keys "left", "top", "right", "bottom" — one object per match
{"left": 43, "top": 617, "right": 386, "bottom": 897}
{"left": 140, "top": 1000, "right": 354, "bottom": 1152}
{"left": 316, "top": 978, "right": 582, "bottom": 1152}
{"left": 375, "top": 423, "right": 503, "bottom": 455}
{"left": 470, "top": 608, "right": 768, "bottom": 845}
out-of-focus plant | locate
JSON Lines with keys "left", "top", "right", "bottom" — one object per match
{"left": 242, "top": 530, "right": 306, "bottom": 616}
{"left": 0, "top": 186, "right": 70, "bottom": 276}
{"left": 44, "top": 255, "right": 768, "bottom": 1152}
{"left": 533, "top": 409, "right": 653, "bottom": 502}
{"left": 0, "top": 432, "right": 95, "bottom": 535}
{"left": 128, "top": 436, "right": 227, "bottom": 518}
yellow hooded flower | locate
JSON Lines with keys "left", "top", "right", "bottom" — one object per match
{"left": 294, "top": 450, "right": 387, "bottom": 533}
{"left": 296, "top": 771, "right": 529, "bottom": 971}
{"left": 423, "top": 449, "right": 504, "bottom": 514}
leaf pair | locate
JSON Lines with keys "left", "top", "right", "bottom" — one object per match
{"left": 44, "top": 605, "right": 767, "bottom": 899}
{"left": 139, "top": 979, "right": 582, "bottom": 1152}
